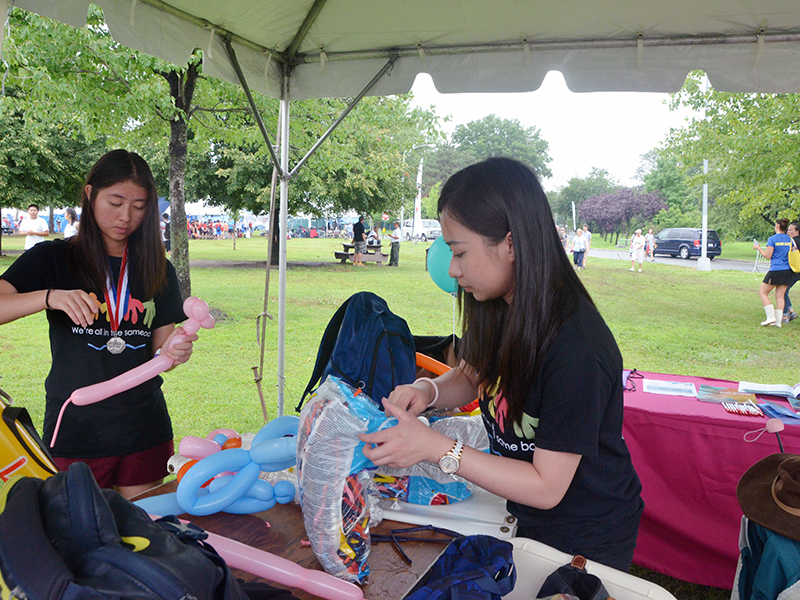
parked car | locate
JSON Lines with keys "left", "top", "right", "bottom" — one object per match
{"left": 402, "top": 218, "right": 441, "bottom": 242}
{"left": 653, "top": 227, "right": 722, "bottom": 260}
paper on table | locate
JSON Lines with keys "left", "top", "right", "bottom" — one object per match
{"left": 697, "top": 385, "right": 757, "bottom": 404}
{"left": 642, "top": 379, "right": 697, "bottom": 397}
{"left": 759, "top": 400, "right": 800, "bottom": 425}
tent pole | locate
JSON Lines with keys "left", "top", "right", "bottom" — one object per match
{"left": 253, "top": 116, "right": 281, "bottom": 422}
{"left": 223, "top": 38, "right": 284, "bottom": 177}
{"left": 277, "top": 94, "right": 290, "bottom": 417}
{"left": 289, "top": 55, "right": 397, "bottom": 178}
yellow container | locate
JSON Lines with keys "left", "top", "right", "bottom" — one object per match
{"left": 0, "top": 398, "right": 58, "bottom": 487}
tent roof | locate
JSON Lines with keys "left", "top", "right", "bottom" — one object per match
{"left": 14, "top": 0, "right": 800, "bottom": 98}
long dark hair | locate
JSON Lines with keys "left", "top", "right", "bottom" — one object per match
{"left": 67, "top": 149, "right": 167, "bottom": 299}
{"left": 438, "top": 157, "right": 593, "bottom": 425}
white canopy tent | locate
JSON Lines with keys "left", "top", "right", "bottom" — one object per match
{"left": 6, "top": 0, "right": 800, "bottom": 413}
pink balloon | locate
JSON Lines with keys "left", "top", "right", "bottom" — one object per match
{"left": 766, "top": 418, "right": 785, "bottom": 433}
{"left": 191, "top": 299, "right": 210, "bottom": 321}
{"left": 183, "top": 296, "right": 198, "bottom": 315}
{"left": 201, "top": 315, "right": 216, "bottom": 330}
{"left": 200, "top": 526, "right": 364, "bottom": 600}
{"left": 179, "top": 436, "right": 222, "bottom": 459}
{"left": 49, "top": 296, "right": 215, "bottom": 448}
{"left": 207, "top": 428, "right": 239, "bottom": 441}
{"left": 73, "top": 353, "right": 174, "bottom": 407}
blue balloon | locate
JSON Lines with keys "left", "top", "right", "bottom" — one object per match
{"left": 134, "top": 492, "right": 184, "bottom": 516}
{"left": 176, "top": 449, "right": 258, "bottom": 515}
{"left": 172, "top": 416, "right": 301, "bottom": 516}
{"left": 427, "top": 235, "right": 458, "bottom": 295}
{"left": 274, "top": 480, "right": 296, "bottom": 504}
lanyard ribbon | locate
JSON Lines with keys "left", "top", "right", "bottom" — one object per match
{"left": 104, "top": 244, "right": 129, "bottom": 332}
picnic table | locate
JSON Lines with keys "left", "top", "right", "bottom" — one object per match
{"left": 334, "top": 242, "right": 388, "bottom": 264}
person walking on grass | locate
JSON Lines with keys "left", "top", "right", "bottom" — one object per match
{"left": 755, "top": 218, "right": 793, "bottom": 327}
{"left": 352, "top": 216, "right": 367, "bottom": 266}
{"left": 645, "top": 228, "right": 656, "bottom": 262}
{"left": 581, "top": 224, "right": 592, "bottom": 267}
{"left": 782, "top": 221, "right": 800, "bottom": 324}
{"left": 570, "top": 227, "right": 586, "bottom": 270}
{"left": 629, "top": 229, "right": 646, "bottom": 272}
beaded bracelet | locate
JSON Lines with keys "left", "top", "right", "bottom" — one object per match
{"left": 415, "top": 377, "right": 440, "bottom": 408}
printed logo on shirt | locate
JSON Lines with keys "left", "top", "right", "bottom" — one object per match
{"left": 69, "top": 291, "right": 156, "bottom": 352}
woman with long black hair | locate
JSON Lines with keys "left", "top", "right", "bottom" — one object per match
{"left": 361, "top": 157, "right": 643, "bottom": 570}
{"left": 0, "top": 149, "right": 195, "bottom": 498}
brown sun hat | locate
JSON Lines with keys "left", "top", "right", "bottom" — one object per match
{"left": 737, "top": 454, "right": 800, "bottom": 542}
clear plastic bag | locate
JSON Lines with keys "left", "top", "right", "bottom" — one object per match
{"left": 296, "top": 377, "right": 386, "bottom": 583}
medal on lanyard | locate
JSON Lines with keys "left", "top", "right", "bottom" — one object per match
{"left": 104, "top": 244, "right": 129, "bottom": 355}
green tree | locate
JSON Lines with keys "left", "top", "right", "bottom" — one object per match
{"left": 420, "top": 142, "right": 478, "bottom": 198}
{"left": 4, "top": 6, "right": 440, "bottom": 279}
{"left": 451, "top": 114, "right": 552, "bottom": 179}
{"left": 669, "top": 71, "right": 800, "bottom": 238}
{"left": 636, "top": 149, "right": 701, "bottom": 229}
{"left": 185, "top": 95, "right": 438, "bottom": 263}
{"left": 552, "top": 168, "right": 618, "bottom": 227}
{"left": 3, "top": 6, "right": 251, "bottom": 297}
{"left": 0, "top": 108, "right": 105, "bottom": 253}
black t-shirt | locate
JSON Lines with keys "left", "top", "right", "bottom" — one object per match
{"left": 352, "top": 221, "right": 365, "bottom": 243}
{"left": 1, "top": 239, "right": 186, "bottom": 458}
{"left": 478, "top": 294, "right": 643, "bottom": 556}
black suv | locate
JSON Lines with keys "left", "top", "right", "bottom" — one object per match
{"left": 653, "top": 228, "right": 722, "bottom": 260}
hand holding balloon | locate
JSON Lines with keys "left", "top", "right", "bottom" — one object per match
{"left": 50, "top": 297, "right": 215, "bottom": 447}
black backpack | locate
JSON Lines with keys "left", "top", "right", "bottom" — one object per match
{"left": 0, "top": 462, "right": 292, "bottom": 600}
{"left": 296, "top": 292, "right": 416, "bottom": 411}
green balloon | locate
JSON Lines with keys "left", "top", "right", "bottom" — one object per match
{"left": 427, "top": 236, "right": 458, "bottom": 295}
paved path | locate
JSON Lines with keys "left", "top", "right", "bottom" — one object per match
{"left": 586, "top": 248, "right": 763, "bottom": 273}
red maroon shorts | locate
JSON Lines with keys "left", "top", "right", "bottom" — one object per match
{"left": 53, "top": 439, "right": 174, "bottom": 489}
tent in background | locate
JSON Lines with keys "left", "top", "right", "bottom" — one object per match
{"left": 6, "top": 0, "right": 800, "bottom": 413}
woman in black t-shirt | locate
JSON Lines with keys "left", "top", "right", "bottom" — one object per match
{"left": 0, "top": 150, "right": 195, "bottom": 498}
{"left": 361, "top": 158, "right": 643, "bottom": 571}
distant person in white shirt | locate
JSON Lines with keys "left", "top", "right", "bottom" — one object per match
{"left": 19, "top": 204, "right": 49, "bottom": 250}
{"left": 581, "top": 224, "right": 592, "bottom": 267}
{"left": 389, "top": 221, "right": 401, "bottom": 266}
{"left": 63, "top": 207, "right": 80, "bottom": 238}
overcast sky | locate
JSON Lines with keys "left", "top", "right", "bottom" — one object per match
{"left": 409, "top": 72, "right": 697, "bottom": 192}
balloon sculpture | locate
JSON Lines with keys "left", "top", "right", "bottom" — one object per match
{"left": 50, "top": 296, "right": 216, "bottom": 447}
{"left": 426, "top": 235, "right": 458, "bottom": 295}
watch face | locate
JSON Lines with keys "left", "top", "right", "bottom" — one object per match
{"left": 439, "top": 455, "right": 459, "bottom": 474}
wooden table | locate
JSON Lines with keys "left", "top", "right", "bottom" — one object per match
{"left": 136, "top": 481, "right": 448, "bottom": 600}
{"left": 335, "top": 243, "right": 388, "bottom": 264}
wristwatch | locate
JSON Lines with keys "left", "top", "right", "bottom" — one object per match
{"left": 438, "top": 439, "right": 464, "bottom": 474}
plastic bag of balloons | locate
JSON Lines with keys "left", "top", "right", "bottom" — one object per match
{"left": 373, "top": 415, "right": 488, "bottom": 505}
{"left": 296, "top": 376, "right": 388, "bottom": 584}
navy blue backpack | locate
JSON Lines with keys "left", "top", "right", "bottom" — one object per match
{"left": 296, "top": 292, "right": 416, "bottom": 411}
{"left": 0, "top": 462, "right": 294, "bottom": 600}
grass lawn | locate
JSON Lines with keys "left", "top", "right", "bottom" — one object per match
{"left": 0, "top": 232, "right": 789, "bottom": 599}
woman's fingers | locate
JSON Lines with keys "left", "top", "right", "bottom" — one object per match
{"left": 49, "top": 289, "right": 99, "bottom": 327}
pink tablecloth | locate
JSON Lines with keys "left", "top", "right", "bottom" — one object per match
{"left": 623, "top": 370, "right": 800, "bottom": 590}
